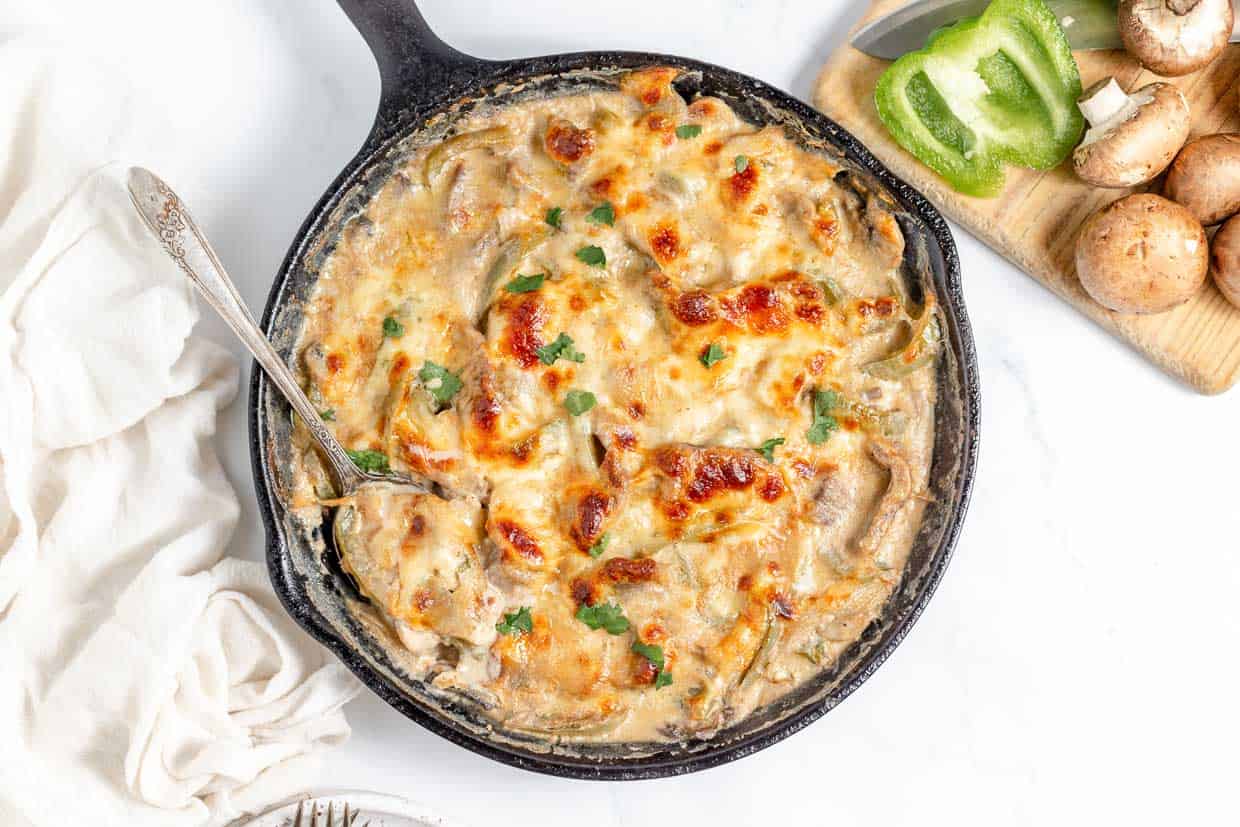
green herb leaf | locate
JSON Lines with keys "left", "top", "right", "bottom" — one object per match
{"left": 632, "top": 640, "right": 673, "bottom": 689}
{"left": 700, "top": 342, "right": 727, "bottom": 368}
{"left": 757, "top": 437, "right": 785, "bottom": 462}
{"left": 346, "top": 449, "right": 389, "bottom": 474}
{"left": 806, "top": 389, "right": 840, "bottom": 444}
{"left": 675, "top": 124, "right": 702, "bottom": 139}
{"left": 382, "top": 316, "right": 404, "bottom": 338}
{"left": 587, "top": 201, "right": 615, "bottom": 226}
{"left": 505, "top": 273, "right": 546, "bottom": 293}
{"left": 418, "top": 361, "right": 463, "bottom": 405}
{"left": 631, "top": 641, "right": 665, "bottom": 670}
{"left": 734, "top": 154, "right": 749, "bottom": 173}
{"left": 564, "top": 389, "right": 597, "bottom": 416}
{"left": 545, "top": 206, "right": 563, "bottom": 228}
{"left": 536, "top": 332, "right": 586, "bottom": 366}
{"left": 575, "top": 245, "right": 606, "bottom": 268}
{"left": 320, "top": 409, "right": 335, "bottom": 421}
{"left": 496, "top": 606, "right": 533, "bottom": 636}
{"left": 588, "top": 533, "right": 611, "bottom": 558}
{"left": 576, "top": 602, "right": 630, "bottom": 635}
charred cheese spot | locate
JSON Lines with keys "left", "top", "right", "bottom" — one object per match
{"left": 722, "top": 284, "right": 789, "bottom": 334}
{"left": 648, "top": 223, "right": 680, "bottom": 264}
{"left": 796, "top": 303, "right": 826, "bottom": 324}
{"left": 542, "top": 370, "right": 563, "bottom": 391}
{"left": 495, "top": 519, "right": 543, "bottom": 563}
{"left": 760, "top": 474, "right": 786, "bottom": 502}
{"left": 856, "top": 296, "right": 899, "bottom": 324}
{"left": 503, "top": 294, "right": 546, "bottom": 368}
{"left": 590, "top": 167, "right": 628, "bottom": 200}
{"left": 621, "top": 66, "right": 680, "bottom": 108}
{"left": 724, "top": 162, "right": 758, "bottom": 207}
{"left": 471, "top": 385, "right": 501, "bottom": 433}
{"left": 601, "top": 556, "right": 657, "bottom": 583}
{"left": 571, "top": 576, "right": 602, "bottom": 607}
{"left": 643, "top": 113, "right": 675, "bottom": 145}
{"left": 544, "top": 117, "right": 595, "bottom": 165}
{"left": 685, "top": 452, "right": 757, "bottom": 503}
{"left": 570, "top": 490, "right": 613, "bottom": 552}
{"left": 670, "top": 291, "right": 716, "bottom": 326}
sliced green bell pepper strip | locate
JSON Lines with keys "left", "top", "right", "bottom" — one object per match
{"left": 874, "top": 0, "right": 1084, "bottom": 198}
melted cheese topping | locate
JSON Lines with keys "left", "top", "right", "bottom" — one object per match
{"left": 294, "top": 68, "right": 937, "bottom": 743}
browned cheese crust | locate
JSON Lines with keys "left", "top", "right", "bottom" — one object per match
{"left": 292, "top": 68, "right": 938, "bottom": 742}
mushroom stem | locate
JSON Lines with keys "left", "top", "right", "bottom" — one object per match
{"left": 1078, "top": 78, "right": 1134, "bottom": 128}
{"left": 1076, "top": 78, "right": 1159, "bottom": 151}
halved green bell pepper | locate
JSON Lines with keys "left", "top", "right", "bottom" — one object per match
{"left": 874, "top": 0, "right": 1084, "bottom": 197}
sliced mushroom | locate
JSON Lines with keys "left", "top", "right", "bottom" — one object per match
{"left": 854, "top": 437, "right": 914, "bottom": 563}
{"left": 1118, "top": 0, "right": 1234, "bottom": 77}
{"left": 1073, "top": 78, "right": 1190, "bottom": 187}
{"left": 1163, "top": 134, "right": 1240, "bottom": 226}
{"left": 1075, "top": 193, "right": 1208, "bottom": 313}
{"left": 1210, "top": 214, "right": 1240, "bottom": 309}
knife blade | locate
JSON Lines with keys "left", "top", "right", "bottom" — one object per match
{"left": 851, "top": 0, "right": 1240, "bottom": 59}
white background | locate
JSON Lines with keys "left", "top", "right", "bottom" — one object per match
{"left": 5, "top": 1, "right": 1239, "bottom": 824}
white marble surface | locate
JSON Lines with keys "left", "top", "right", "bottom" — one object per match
{"left": 6, "top": 1, "right": 1239, "bottom": 823}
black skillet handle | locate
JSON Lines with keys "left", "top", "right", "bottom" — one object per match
{"left": 337, "top": 0, "right": 492, "bottom": 146}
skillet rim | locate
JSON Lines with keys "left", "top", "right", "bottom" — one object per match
{"left": 250, "top": 49, "right": 980, "bottom": 780}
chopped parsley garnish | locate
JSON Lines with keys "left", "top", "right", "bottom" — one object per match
{"left": 545, "top": 206, "right": 563, "bottom": 228}
{"left": 418, "top": 361, "right": 463, "bottom": 405}
{"left": 806, "top": 389, "right": 841, "bottom": 445}
{"left": 319, "top": 409, "right": 335, "bottom": 421}
{"left": 588, "top": 533, "right": 611, "bottom": 558}
{"left": 757, "top": 437, "right": 785, "bottom": 462}
{"left": 536, "top": 332, "right": 586, "bottom": 366}
{"left": 587, "top": 201, "right": 615, "bottom": 226}
{"left": 346, "top": 449, "right": 389, "bottom": 474}
{"left": 576, "top": 602, "right": 630, "bottom": 635}
{"left": 575, "top": 245, "right": 607, "bottom": 268}
{"left": 505, "top": 273, "right": 545, "bottom": 293}
{"left": 632, "top": 641, "right": 673, "bottom": 689}
{"left": 564, "top": 389, "right": 597, "bottom": 416}
{"left": 734, "top": 154, "right": 749, "bottom": 173}
{"left": 700, "top": 342, "right": 727, "bottom": 368}
{"left": 382, "top": 316, "right": 404, "bottom": 338}
{"left": 496, "top": 606, "right": 533, "bottom": 636}
{"left": 675, "top": 124, "right": 703, "bottom": 139}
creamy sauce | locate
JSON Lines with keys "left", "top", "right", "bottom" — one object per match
{"left": 292, "top": 67, "right": 937, "bottom": 743}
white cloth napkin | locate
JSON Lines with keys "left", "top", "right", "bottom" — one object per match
{"left": 0, "top": 39, "right": 360, "bottom": 826}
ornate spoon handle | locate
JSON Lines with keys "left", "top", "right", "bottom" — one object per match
{"left": 126, "top": 166, "right": 378, "bottom": 496}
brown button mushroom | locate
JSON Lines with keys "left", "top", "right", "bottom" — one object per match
{"left": 1164, "top": 134, "right": 1240, "bottom": 225}
{"left": 1073, "top": 78, "right": 1190, "bottom": 187}
{"left": 1075, "top": 193, "right": 1208, "bottom": 313}
{"left": 1210, "top": 214, "right": 1240, "bottom": 309}
{"left": 1118, "top": 0, "right": 1234, "bottom": 77}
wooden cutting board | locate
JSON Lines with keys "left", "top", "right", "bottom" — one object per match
{"left": 814, "top": 0, "right": 1240, "bottom": 394}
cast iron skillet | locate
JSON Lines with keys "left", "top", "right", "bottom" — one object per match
{"left": 251, "top": 0, "right": 980, "bottom": 780}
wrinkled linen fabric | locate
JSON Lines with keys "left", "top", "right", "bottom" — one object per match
{"left": 0, "top": 40, "right": 359, "bottom": 827}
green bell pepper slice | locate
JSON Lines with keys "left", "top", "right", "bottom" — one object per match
{"left": 874, "top": 0, "right": 1084, "bottom": 197}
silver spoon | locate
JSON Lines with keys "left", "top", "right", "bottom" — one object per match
{"left": 126, "top": 166, "right": 449, "bottom": 501}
